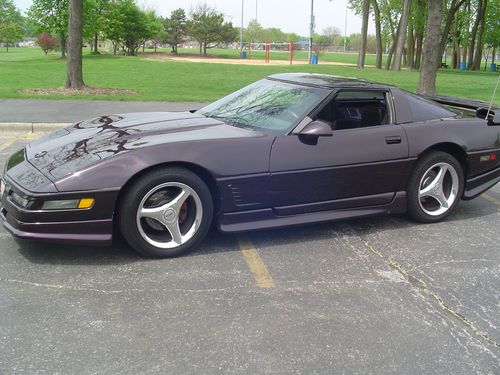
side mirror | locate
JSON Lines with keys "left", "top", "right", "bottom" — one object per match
{"left": 487, "top": 112, "right": 500, "bottom": 126}
{"left": 299, "top": 120, "right": 333, "bottom": 137}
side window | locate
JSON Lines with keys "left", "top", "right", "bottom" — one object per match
{"left": 404, "top": 92, "right": 457, "bottom": 122}
{"left": 316, "top": 90, "right": 390, "bottom": 131}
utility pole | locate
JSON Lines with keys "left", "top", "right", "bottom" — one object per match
{"left": 255, "top": 0, "right": 258, "bottom": 21}
{"left": 240, "top": 0, "right": 244, "bottom": 56}
{"left": 308, "top": 0, "right": 314, "bottom": 64}
{"left": 344, "top": 1, "right": 348, "bottom": 52}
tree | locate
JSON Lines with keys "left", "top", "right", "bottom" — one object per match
{"left": 103, "top": 0, "right": 152, "bottom": 56}
{"left": 164, "top": 8, "right": 188, "bottom": 53}
{"left": 261, "top": 27, "right": 288, "bottom": 43}
{"left": 28, "top": 0, "right": 68, "bottom": 58}
{"left": 357, "top": 0, "right": 370, "bottom": 68}
{"left": 417, "top": 0, "right": 441, "bottom": 95}
{"left": 391, "top": 0, "right": 411, "bottom": 70}
{"left": 188, "top": 4, "right": 236, "bottom": 56}
{"left": 0, "top": 0, "right": 24, "bottom": 51}
{"left": 66, "top": 0, "right": 84, "bottom": 89}
{"left": 470, "top": 0, "right": 488, "bottom": 70}
{"left": 286, "top": 33, "right": 301, "bottom": 42}
{"left": 245, "top": 19, "right": 264, "bottom": 44}
{"left": 84, "top": 0, "right": 111, "bottom": 53}
{"left": 438, "top": 0, "right": 468, "bottom": 67}
{"left": 142, "top": 10, "right": 163, "bottom": 52}
{"left": 483, "top": 0, "right": 500, "bottom": 65}
{"left": 36, "top": 32, "right": 56, "bottom": 54}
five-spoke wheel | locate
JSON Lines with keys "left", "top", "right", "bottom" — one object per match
{"left": 407, "top": 151, "right": 464, "bottom": 222}
{"left": 119, "top": 168, "right": 213, "bottom": 258}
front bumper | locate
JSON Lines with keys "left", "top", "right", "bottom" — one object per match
{"left": 1, "top": 212, "right": 113, "bottom": 245}
{"left": 1, "top": 176, "right": 119, "bottom": 246}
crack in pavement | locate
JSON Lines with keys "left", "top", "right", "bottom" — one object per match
{"left": 0, "top": 277, "right": 237, "bottom": 295}
{"left": 356, "top": 232, "right": 500, "bottom": 351}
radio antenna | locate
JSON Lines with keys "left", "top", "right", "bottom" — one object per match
{"left": 485, "top": 73, "right": 500, "bottom": 120}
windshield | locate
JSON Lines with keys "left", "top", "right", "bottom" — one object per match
{"left": 198, "top": 79, "right": 330, "bottom": 133}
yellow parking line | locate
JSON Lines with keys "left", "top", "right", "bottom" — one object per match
{"left": 238, "top": 236, "right": 275, "bottom": 289}
{"left": 0, "top": 139, "right": 16, "bottom": 152}
{"left": 481, "top": 193, "right": 500, "bottom": 207}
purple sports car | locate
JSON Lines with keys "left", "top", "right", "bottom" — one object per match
{"left": 1, "top": 74, "right": 499, "bottom": 257}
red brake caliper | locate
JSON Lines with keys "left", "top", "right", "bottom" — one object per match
{"left": 179, "top": 202, "right": 188, "bottom": 223}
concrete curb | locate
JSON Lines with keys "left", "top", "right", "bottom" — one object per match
{"left": 0, "top": 122, "right": 70, "bottom": 133}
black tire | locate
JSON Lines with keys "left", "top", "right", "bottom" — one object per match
{"left": 118, "top": 167, "right": 213, "bottom": 258}
{"left": 407, "top": 151, "right": 464, "bottom": 223}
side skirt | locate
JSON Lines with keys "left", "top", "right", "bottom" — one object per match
{"left": 463, "top": 167, "right": 500, "bottom": 200}
{"left": 218, "top": 191, "right": 407, "bottom": 233}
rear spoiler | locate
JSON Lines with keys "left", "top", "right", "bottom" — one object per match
{"left": 422, "top": 94, "right": 500, "bottom": 112}
{"left": 422, "top": 94, "right": 500, "bottom": 124}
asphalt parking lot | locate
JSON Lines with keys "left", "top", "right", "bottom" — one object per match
{"left": 0, "top": 131, "right": 499, "bottom": 374}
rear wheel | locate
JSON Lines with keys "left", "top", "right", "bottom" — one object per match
{"left": 119, "top": 168, "right": 213, "bottom": 258}
{"left": 407, "top": 151, "right": 464, "bottom": 223}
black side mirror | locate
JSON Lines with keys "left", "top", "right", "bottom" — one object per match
{"left": 487, "top": 112, "right": 500, "bottom": 126}
{"left": 297, "top": 120, "right": 333, "bottom": 145}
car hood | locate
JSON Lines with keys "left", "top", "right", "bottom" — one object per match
{"left": 25, "top": 112, "right": 258, "bottom": 181}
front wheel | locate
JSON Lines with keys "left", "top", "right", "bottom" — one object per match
{"left": 118, "top": 168, "right": 213, "bottom": 258}
{"left": 407, "top": 151, "right": 464, "bottom": 223}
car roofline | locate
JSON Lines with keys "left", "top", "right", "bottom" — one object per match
{"left": 266, "top": 73, "right": 394, "bottom": 91}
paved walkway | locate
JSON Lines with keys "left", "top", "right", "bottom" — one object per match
{"left": 0, "top": 99, "right": 206, "bottom": 123}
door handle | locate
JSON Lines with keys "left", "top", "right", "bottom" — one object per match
{"left": 385, "top": 136, "right": 401, "bottom": 144}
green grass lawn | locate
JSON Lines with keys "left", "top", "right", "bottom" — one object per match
{"left": 0, "top": 47, "right": 498, "bottom": 104}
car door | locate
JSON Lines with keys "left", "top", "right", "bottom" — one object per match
{"left": 269, "top": 89, "right": 410, "bottom": 215}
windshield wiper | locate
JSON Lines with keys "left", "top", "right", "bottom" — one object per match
{"left": 201, "top": 113, "right": 252, "bottom": 130}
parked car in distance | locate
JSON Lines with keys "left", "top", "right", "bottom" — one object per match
{"left": 1, "top": 73, "right": 499, "bottom": 257}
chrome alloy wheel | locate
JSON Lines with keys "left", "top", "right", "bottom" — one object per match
{"left": 418, "top": 162, "right": 459, "bottom": 217}
{"left": 136, "top": 182, "right": 203, "bottom": 249}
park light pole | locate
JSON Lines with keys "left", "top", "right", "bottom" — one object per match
{"left": 344, "top": 0, "right": 348, "bottom": 52}
{"left": 240, "top": 0, "right": 244, "bottom": 56}
{"left": 308, "top": 0, "right": 315, "bottom": 64}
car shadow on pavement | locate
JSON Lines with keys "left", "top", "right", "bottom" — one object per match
{"left": 15, "top": 236, "right": 143, "bottom": 265}
{"left": 15, "top": 198, "right": 496, "bottom": 264}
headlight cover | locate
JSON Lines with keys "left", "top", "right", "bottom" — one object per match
{"left": 41, "top": 198, "right": 94, "bottom": 210}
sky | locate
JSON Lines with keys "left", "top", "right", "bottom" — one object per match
{"left": 14, "top": 0, "right": 375, "bottom": 38}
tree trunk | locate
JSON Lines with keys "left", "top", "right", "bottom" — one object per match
{"left": 414, "top": 32, "right": 423, "bottom": 69}
{"left": 60, "top": 35, "right": 67, "bottom": 58}
{"left": 203, "top": 43, "right": 208, "bottom": 56}
{"left": 357, "top": 0, "right": 370, "bottom": 68}
{"left": 372, "top": 0, "right": 383, "bottom": 69}
{"left": 483, "top": 50, "right": 489, "bottom": 71}
{"left": 492, "top": 46, "right": 496, "bottom": 64}
{"left": 407, "top": 24, "right": 415, "bottom": 69}
{"left": 417, "top": 0, "right": 441, "bottom": 95}
{"left": 391, "top": 0, "right": 411, "bottom": 70}
{"left": 94, "top": 33, "right": 98, "bottom": 53}
{"left": 386, "top": 12, "right": 403, "bottom": 70}
{"left": 467, "top": 0, "right": 483, "bottom": 70}
{"left": 6, "top": 43, "right": 8, "bottom": 52}
{"left": 471, "top": 0, "right": 487, "bottom": 70}
{"left": 66, "top": 0, "right": 85, "bottom": 89}
{"left": 451, "top": 11, "right": 460, "bottom": 69}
